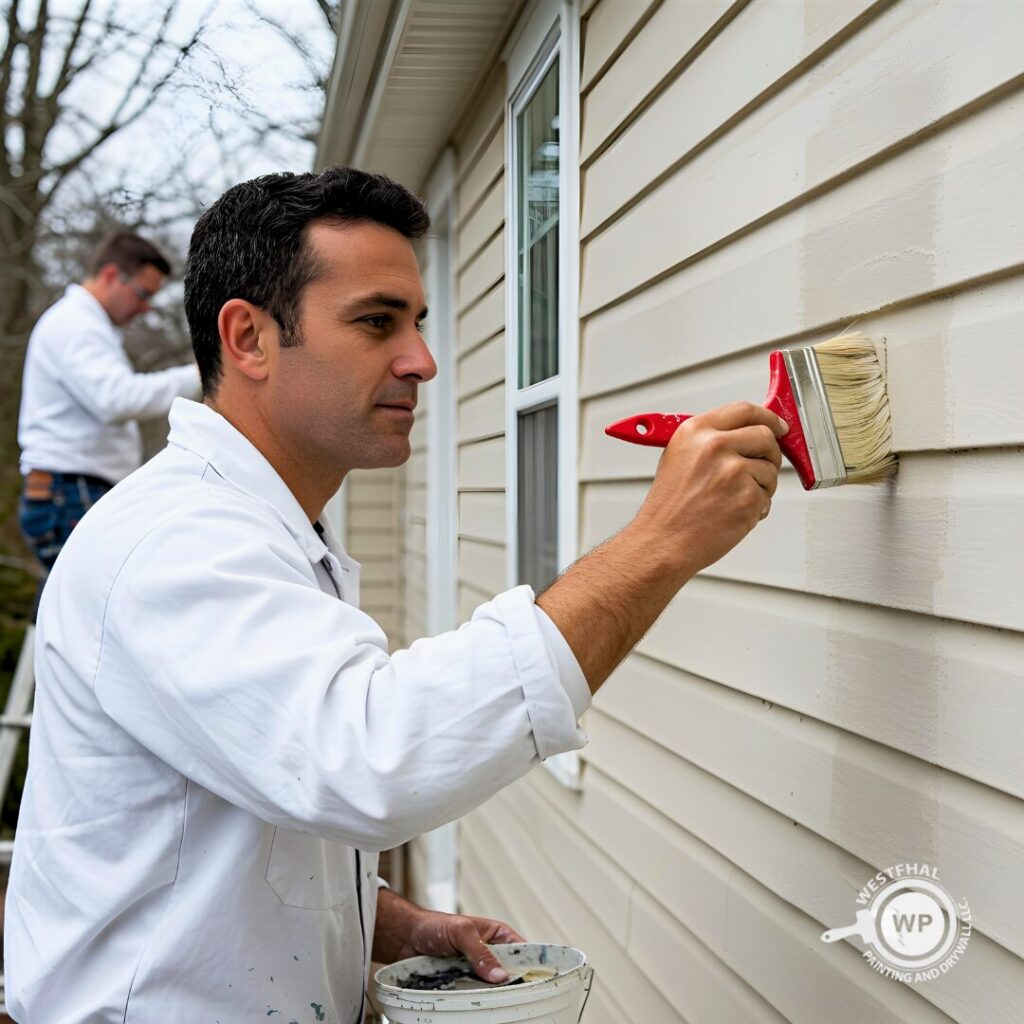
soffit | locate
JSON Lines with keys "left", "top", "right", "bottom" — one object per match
{"left": 318, "top": 0, "right": 520, "bottom": 193}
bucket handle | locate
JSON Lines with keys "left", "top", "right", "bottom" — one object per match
{"left": 577, "top": 966, "right": 595, "bottom": 1023}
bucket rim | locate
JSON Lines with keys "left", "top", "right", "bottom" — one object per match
{"left": 375, "top": 942, "right": 588, "bottom": 996}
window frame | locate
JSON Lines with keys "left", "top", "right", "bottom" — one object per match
{"left": 424, "top": 148, "right": 459, "bottom": 642}
{"left": 504, "top": 0, "right": 582, "bottom": 791}
{"left": 417, "top": 148, "right": 460, "bottom": 911}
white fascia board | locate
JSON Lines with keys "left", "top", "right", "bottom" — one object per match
{"left": 315, "top": 0, "right": 402, "bottom": 169}
{"left": 351, "top": 0, "right": 416, "bottom": 169}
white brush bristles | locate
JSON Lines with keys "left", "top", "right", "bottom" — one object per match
{"left": 813, "top": 332, "right": 897, "bottom": 483}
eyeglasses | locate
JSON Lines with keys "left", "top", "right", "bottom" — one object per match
{"left": 118, "top": 272, "right": 157, "bottom": 302}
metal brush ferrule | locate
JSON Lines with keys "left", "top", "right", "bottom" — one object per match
{"left": 781, "top": 348, "right": 847, "bottom": 489}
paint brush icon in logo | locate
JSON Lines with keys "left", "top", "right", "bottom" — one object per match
{"left": 821, "top": 908, "right": 878, "bottom": 946}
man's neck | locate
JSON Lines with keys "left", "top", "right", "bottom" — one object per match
{"left": 80, "top": 279, "right": 115, "bottom": 322}
{"left": 205, "top": 396, "right": 344, "bottom": 523}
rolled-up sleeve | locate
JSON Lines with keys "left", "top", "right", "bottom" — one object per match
{"left": 480, "top": 587, "right": 587, "bottom": 760}
{"left": 534, "top": 604, "right": 591, "bottom": 724}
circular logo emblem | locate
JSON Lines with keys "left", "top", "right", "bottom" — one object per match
{"left": 821, "top": 864, "right": 971, "bottom": 983}
{"left": 872, "top": 878, "right": 957, "bottom": 969}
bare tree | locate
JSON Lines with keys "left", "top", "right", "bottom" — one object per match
{"left": 0, "top": 0, "right": 341, "bottom": 544}
{"left": 0, "top": 0, "right": 210, "bottom": 528}
{"left": 0, "top": 0, "right": 208, "bottom": 340}
{"left": 238, "top": 0, "right": 340, "bottom": 149}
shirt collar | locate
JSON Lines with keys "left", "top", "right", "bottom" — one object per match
{"left": 66, "top": 283, "right": 115, "bottom": 327}
{"left": 166, "top": 398, "right": 356, "bottom": 569}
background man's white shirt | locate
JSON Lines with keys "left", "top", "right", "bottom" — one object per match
{"left": 18, "top": 284, "right": 199, "bottom": 482}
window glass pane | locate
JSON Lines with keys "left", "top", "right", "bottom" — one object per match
{"left": 517, "top": 58, "right": 559, "bottom": 388}
{"left": 517, "top": 404, "right": 558, "bottom": 593}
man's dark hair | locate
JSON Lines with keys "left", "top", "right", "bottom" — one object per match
{"left": 89, "top": 232, "right": 171, "bottom": 278}
{"left": 183, "top": 166, "right": 430, "bottom": 395}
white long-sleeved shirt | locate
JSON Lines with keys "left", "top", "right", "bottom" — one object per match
{"left": 5, "top": 398, "right": 590, "bottom": 1023}
{"left": 18, "top": 284, "right": 200, "bottom": 482}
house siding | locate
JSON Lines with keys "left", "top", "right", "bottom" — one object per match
{"left": 396, "top": 240, "right": 431, "bottom": 653}
{"left": 453, "top": 69, "right": 508, "bottom": 625}
{"left": 447, "top": 0, "right": 1024, "bottom": 1022}
{"left": 343, "top": 467, "right": 401, "bottom": 643}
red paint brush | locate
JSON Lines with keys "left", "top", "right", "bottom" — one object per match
{"left": 605, "top": 332, "right": 897, "bottom": 490}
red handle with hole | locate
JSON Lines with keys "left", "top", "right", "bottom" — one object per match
{"left": 604, "top": 413, "right": 692, "bottom": 446}
{"left": 603, "top": 351, "right": 817, "bottom": 489}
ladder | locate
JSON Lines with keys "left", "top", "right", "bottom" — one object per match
{"left": 0, "top": 623, "right": 35, "bottom": 1016}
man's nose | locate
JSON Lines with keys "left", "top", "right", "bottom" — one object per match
{"left": 396, "top": 329, "right": 437, "bottom": 382}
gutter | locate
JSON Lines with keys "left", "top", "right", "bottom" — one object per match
{"left": 315, "top": 0, "right": 405, "bottom": 169}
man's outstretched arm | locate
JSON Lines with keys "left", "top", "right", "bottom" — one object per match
{"left": 537, "top": 402, "right": 787, "bottom": 693}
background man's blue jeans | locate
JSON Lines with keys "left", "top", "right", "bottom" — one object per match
{"left": 19, "top": 473, "right": 112, "bottom": 619}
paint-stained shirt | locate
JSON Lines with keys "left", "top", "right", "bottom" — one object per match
{"left": 4, "top": 398, "right": 589, "bottom": 1023}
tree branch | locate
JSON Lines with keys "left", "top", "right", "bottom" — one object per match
{"left": 42, "top": 0, "right": 94, "bottom": 116}
{"left": 0, "top": 0, "right": 23, "bottom": 180}
{"left": 101, "top": 2, "right": 176, "bottom": 130}
{"left": 0, "top": 0, "right": 23, "bottom": 120}
{"left": 20, "top": 0, "right": 50, "bottom": 171}
{"left": 241, "top": 0, "right": 335, "bottom": 90}
{"left": 41, "top": 15, "right": 205, "bottom": 209}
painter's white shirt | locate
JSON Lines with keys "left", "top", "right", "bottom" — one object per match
{"left": 5, "top": 399, "right": 589, "bottom": 1023}
{"left": 18, "top": 284, "right": 200, "bottom": 482}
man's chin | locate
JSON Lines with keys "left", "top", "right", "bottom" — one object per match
{"left": 355, "top": 438, "right": 412, "bottom": 470}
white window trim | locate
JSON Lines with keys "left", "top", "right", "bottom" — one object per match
{"left": 504, "top": 0, "right": 582, "bottom": 791}
{"left": 423, "top": 148, "right": 459, "bottom": 639}
{"left": 416, "top": 148, "right": 460, "bottom": 912}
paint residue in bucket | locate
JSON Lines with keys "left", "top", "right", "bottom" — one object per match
{"left": 376, "top": 943, "right": 592, "bottom": 1024}
{"left": 397, "top": 964, "right": 558, "bottom": 992}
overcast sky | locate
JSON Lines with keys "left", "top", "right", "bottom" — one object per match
{"left": 39, "top": 0, "right": 337, "bottom": 246}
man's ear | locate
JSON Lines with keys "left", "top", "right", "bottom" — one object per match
{"left": 96, "top": 263, "right": 120, "bottom": 286}
{"left": 217, "top": 299, "right": 274, "bottom": 383}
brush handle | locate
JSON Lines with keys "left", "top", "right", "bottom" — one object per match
{"left": 603, "top": 351, "right": 818, "bottom": 490}
{"left": 604, "top": 413, "right": 692, "bottom": 446}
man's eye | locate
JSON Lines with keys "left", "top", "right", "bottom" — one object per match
{"left": 363, "top": 315, "right": 391, "bottom": 329}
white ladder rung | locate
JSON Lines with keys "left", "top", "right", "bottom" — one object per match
{"left": 0, "top": 714, "right": 32, "bottom": 729}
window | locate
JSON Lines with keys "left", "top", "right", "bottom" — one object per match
{"left": 517, "top": 403, "right": 558, "bottom": 591}
{"left": 517, "top": 58, "right": 560, "bottom": 390}
{"left": 514, "top": 51, "right": 561, "bottom": 595}
{"left": 505, "top": 0, "right": 580, "bottom": 789}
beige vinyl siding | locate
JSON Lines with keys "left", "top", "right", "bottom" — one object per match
{"left": 394, "top": 238, "right": 432, "bottom": 652}
{"left": 344, "top": 467, "right": 401, "bottom": 643}
{"left": 456, "top": 0, "right": 1024, "bottom": 1022}
{"left": 396, "top": 387, "right": 429, "bottom": 649}
{"left": 454, "top": 69, "right": 507, "bottom": 623}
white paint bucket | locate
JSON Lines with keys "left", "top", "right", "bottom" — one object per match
{"left": 375, "top": 942, "right": 594, "bottom": 1023}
